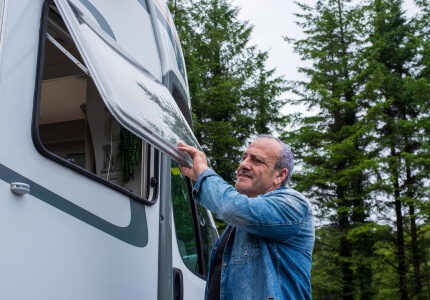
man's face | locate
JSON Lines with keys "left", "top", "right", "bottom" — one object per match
{"left": 235, "top": 138, "right": 286, "bottom": 197}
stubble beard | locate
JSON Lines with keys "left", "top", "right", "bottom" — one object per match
{"left": 235, "top": 178, "right": 254, "bottom": 197}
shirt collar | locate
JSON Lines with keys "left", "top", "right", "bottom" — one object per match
{"left": 261, "top": 185, "right": 287, "bottom": 196}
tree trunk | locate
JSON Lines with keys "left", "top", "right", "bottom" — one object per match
{"left": 409, "top": 203, "right": 423, "bottom": 299}
{"left": 405, "top": 134, "right": 423, "bottom": 299}
{"left": 392, "top": 151, "right": 409, "bottom": 300}
{"left": 422, "top": 235, "right": 430, "bottom": 300}
{"left": 338, "top": 185, "right": 354, "bottom": 299}
{"left": 352, "top": 179, "right": 374, "bottom": 299}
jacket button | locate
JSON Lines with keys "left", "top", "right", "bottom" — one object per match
{"left": 222, "top": 263, "right": 227, "bottom": 267}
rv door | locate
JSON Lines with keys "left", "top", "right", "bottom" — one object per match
{"left": 54, "top": 0, "right": 201, "bottom": 167}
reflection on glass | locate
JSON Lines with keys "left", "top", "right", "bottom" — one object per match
{"left": 171, "top": 161, "right": 201, "bottom": 274}
{"left": 136, "top": 82, "right": 199, "bottom": 147}
{"left": 197, "top": 203, "right": 214, "bottom": 273}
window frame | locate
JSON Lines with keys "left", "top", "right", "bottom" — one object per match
{"left": 32, "top": 0, "right": 158, "bottom": 205}
{"left": 53, "top": 0, "right": 202, "bottom": 169}
{"left": 185, "top": 177, "right": 207, "bottom": 277}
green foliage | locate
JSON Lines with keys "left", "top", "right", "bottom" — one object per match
{"left": 362, "top": 1, "right": 430, "bottom": 298}
{"left": 286, "top": 0, "right": 430, "bottom": 299}
{"left": 120, "top": 126, "right": 141, "bottom": 183}
{"left": 168, "top": 0, "right": 286, "bottom": 185}
{"left": 168, "top": 0, "right": 287, "bottom": 233}
{"left": 171, "top": 162, "right": 197, "bottom": 256}
{"left": 167, "top": 0, "right": 430, "bottom": 297}
{"left": 283, "top": 1, "right": 376, "bottom": 298}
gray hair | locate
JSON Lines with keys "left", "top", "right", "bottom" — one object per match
{"left": 256, "top": 134, "right": 294, "bottom": 186}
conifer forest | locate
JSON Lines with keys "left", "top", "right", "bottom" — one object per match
{"left": 167, "top": 0, "right": 430, "bottom": 298}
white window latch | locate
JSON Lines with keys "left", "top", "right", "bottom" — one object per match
{"left": 10, "top": 183, "right": 30, "bottom": 195}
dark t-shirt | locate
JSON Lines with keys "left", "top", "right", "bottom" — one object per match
{"left": 206, "top": 226, "right": 233, "bottom": 300}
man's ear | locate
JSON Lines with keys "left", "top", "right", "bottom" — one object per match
{"left": 274, "top": 168, "right": 288, "bottom": 186}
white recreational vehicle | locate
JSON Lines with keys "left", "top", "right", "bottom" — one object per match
{"left": 0, "top": 0, "right": 218, "bottom": 299}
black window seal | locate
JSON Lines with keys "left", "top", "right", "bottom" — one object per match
{"left": 32, "top": 0, "right": 158, "bottom": 206}
{"left": 186, "top": 177, "right": 207, "bottom": 278}
{"left": 145, "top": 147, "right": 159, "bottom": 201}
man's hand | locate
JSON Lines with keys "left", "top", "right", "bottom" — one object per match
{"left": 177, "top": 142, "right": 209, "bottom": 181}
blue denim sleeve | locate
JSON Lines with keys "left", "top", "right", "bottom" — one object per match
{"left": 193, "top": 169, "right": 311, "bottom": 241}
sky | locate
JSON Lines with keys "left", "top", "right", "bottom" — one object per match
{"left": 231, "top": 0, "right": 420, "bottom": 115}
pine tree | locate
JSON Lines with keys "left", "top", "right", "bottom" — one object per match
{"left": 283, "top": 1, "right": 376, "bottom": 298}
{"left": 168, "top": 0, "right": 286, "bottom": 232}
{"left": 413, "top": 1, "right": 430, "bottom": 221}
{"left": 169, "top": 0, "right": 286, "bottom": 185}
{"left": 362, "top": 1, "right": 430, "bottom": 298}
{"left": 242, "top": 51, "right": 287, "bottom": 135}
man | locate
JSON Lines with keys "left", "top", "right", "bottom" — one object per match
{"left": 178, "top": 135, "right": 315, "bottom": 300}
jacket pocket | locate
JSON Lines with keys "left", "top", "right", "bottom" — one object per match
{"left": 230, "top": 231, "right": 261, "bottom": 265}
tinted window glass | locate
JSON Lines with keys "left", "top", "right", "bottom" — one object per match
{"left": 197, "top": 204, "right": 214, "bottom": 273}
{"left": 171, "top": 161, "right": 201, "bottom": 274}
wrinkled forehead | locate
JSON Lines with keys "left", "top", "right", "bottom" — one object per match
{"left": 246, "top": 138, "right": 282, "bottom": 161}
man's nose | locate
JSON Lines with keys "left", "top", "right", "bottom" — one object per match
{"left": 239, "top": 158, "right": 251, "bottom": 170}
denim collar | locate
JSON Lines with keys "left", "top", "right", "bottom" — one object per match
{"left": 261, "top": 185, "right": 287, "bottom": 197}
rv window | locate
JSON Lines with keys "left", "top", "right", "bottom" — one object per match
{"left": 171, "top": 161, "right": 205, "bottom": 276}
{"left": 196, "top": 203, "right": 214, "bottom": 273}
{"left": 54, "top": 0, "right": 202, "bottom": 168}
{"left": 33, "top": 4, "right": 154, "bottom": 203}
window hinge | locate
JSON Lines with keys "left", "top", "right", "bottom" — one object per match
{"left": 46, "top": 33, "right": 90, "bottom": 76}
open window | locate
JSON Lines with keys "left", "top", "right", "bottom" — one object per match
{"left": 33, "top": 1, "right": 158, "bottom": 203}
{"left": 34, "top": 0, "right": 203, "bottom": 203}
{"left": 53, "top": 0, "right": 202, "bottom": 167}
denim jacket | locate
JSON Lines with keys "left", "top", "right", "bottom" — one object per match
{"left": 193, "top": 169, "right": 315, "bottom": 300}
